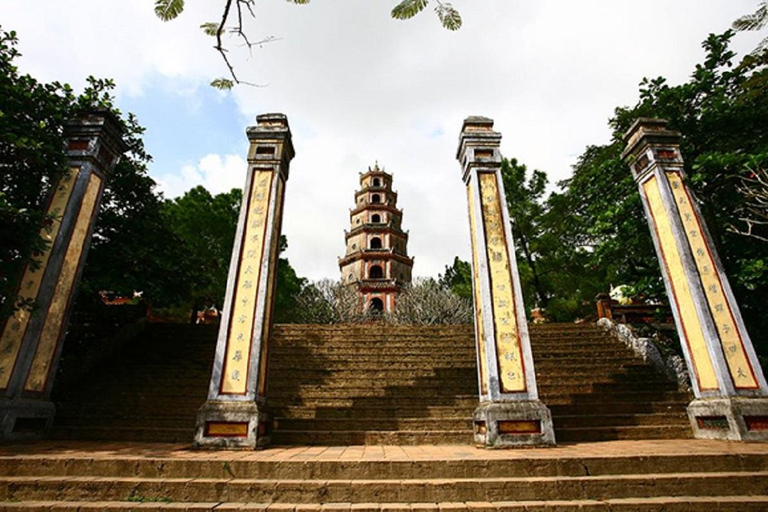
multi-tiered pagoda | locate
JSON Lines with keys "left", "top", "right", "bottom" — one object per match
{"left": 339, "top": 164, "right": 414, "bottom": 313}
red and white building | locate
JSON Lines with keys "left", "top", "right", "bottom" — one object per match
{"left": 338, "top": 164, "right": 414, "bottom": 313}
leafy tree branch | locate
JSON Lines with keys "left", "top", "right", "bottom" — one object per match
{"left": 154, "top": 0, "right": 461, "bottom": 89}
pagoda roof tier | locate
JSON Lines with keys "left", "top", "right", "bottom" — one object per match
{"left": 359, "top": 165, "right": 391, "bottom": 180}
{"left": 355, "top": 279, "right": 404, "bottom": 292}
{"left": 355, "top": 189, "right": 398, "bottom": 202}
{"left": 345, "top": 224, "right": 409, "bottom": 240}
{"left": 350, "top": 203, "right": 403, "bottom": 216}
{"left": 339, "top": 250, "right": 414, "bottom": 267}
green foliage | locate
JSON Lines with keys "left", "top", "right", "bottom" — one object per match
{"left": 391, "top": 0, "right": 429, "bottom": 20}
{"left": 438, "top": 256, "right": 472, "bottom": 299}
{"left": 0, "top": 28, "right": 165, "bottom": 320}
{"left": 391, "top": 0, "right": 461, "bottom": 30}
{"left": 161, "top": 186, "right": 242, "bottom": 309}
{"left": 273, "top": 235, "right": 307, "bottom": 322}
{"left": 200, "top": 22, "right": 222, "bottom": 37}
{"left": 434, "top": 2, "right": 462, "bottom": 30}
{"left": 0, "top": 28, "right": 73, "bottom": 318}
{"left": 154, "top": 0, "right": 185, "bottom": 22}
{"left": 733, "top": 1, "right": 768, "bottom": 54}
{"left": 210, "top": 78, "right": 234, "bottom": 90}
{"left": 542, "top": 31, "right": 768, "bottom": 354}
{"left": 501, "top": 158, "right": 550, "bottom": 309}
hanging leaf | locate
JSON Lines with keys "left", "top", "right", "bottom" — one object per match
{"left": 154, "top": 0, "right": 185, "bottom": 21}
{"left": 732, "top": 3, "right": 768, "bottom": 31}
{"left": 391, "top": 0, "right": 429, "bottom": 20}
{"left": 435, "top": 3, "right": 462, "bottom": 30}
{"left": 210, "top": 78, "right": 234, "bottom": 90}
{"left": 200, "top": 22, "right": 221, "bottom": 37}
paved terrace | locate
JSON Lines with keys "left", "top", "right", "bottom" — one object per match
{"left": 2, "top": 440, "right": 767, "bottom": 462}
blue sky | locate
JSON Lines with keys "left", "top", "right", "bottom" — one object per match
{"left": 3, "top": 1, "right": 765, "bottom": 280}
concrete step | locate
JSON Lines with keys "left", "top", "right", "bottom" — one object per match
{"left": 270, "top": 430, "right": 473, "bottom": 446}
{"left": 554, "top": 425, "right": 694, "bottom": 442}
{"left": 273, "top": 418, "right": 474, "bottom": 432}
{"left": 2, "top": 471, "right": 767, "bottom": 502}
{"left": 3, "top": 447, "right": 767, "bottom": 479}
{"left": 3, "top": 497, "right": 768, "bottom": 511}
{"left": 50, "top": 426, "right": 194, "bottom": 443}
{"left": 552, "top": 413, "right": 689, "bottom": 429}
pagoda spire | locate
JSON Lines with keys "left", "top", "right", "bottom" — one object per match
{"left": 338, "top": 164, "right": 413, "bottom": 313}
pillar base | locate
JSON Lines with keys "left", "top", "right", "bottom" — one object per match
{"left": 688, "top": 397, "right": 768, "bottom": 442}
{"left": 194, "top": 399, "right": 270, "bottom": 450}
{"left": 0, "top": 399, "right": 55, "bottom": 442}
{"left": 473, "top": 400, "right": 555, "bottom": 448}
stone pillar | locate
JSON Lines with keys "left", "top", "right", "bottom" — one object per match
{"left": 0, "top": 109, "right": 126, "bottom": 441}
{"left": 195, "top": 113, "right": 294, "bottom": 449}
{"left": 456, "top": 116, "right": 555, "bottom": 447}
{"left": 623, "top": 118, "right": 768, "bottom": 441}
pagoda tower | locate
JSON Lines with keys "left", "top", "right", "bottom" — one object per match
{"left": 339, "top": 164, "right": 414, "bottom": 313}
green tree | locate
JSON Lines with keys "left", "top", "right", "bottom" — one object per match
{"left": 162, "top": 187, "right": 305, "bottom": 321}
{"left": 0, "top": 28, "right": 76, "bottom": 318}
{"left": 501, "top": 158, "right": 550, "bottom": 309}
{"left": 273, "top": 235, "right": 307, "bottom": 323}
{"left": 438, "top": 256, "right": 472, "bottom": 300}
{"left": 162, "top": 186, "right": 242, "bottom": 309}
{"left": 554, "top": 31, "right": 768, "bottom": 353}
{"left": 0, "top": 27, "right": 170, "bottom": 320}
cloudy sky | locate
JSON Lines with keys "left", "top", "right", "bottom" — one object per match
{"left": 3, "top": 1, "right": 764, "bottom": 281}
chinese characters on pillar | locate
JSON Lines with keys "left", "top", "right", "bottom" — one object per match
{"left": 666, "top": 172, "right": 758, "bottom": 389}
{"left": 478, "top": 173, "right": 526, "bottom": 393}
{"left": 220, "top": 171, "right": 274, "bottom": 394}
{"left": 642, "top": 175, "right": 719, "bottom": 391}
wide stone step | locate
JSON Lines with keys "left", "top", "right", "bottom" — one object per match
{"left": 270, "top": 430, "right": 473, "bottom": 446}
{"left": 2, "top": 471, "right": 767, "bottom": 502}
{"left": 552, "top": 412, "right": 689, "bottom": 429}
{"left": 268, "top": 383, "right": 678, "bottom": 399}
{"left": 549, "top": 401, "right": 690, "bottom": 415}
{"left": 268, "top": 397, "right": 479, "bottom": 409}
{"left": 554, "top": 425, "right": 694, "bottom": 442}
{"left": 3, "top": 446, "right": 768, "bottom": 479}
{"left": 271, "top": 405, "right": 476, "bottom": 420}
{"left": 273, "top": 418, "right": 474, "bottom": 432}
{"left": 266, "top": 374, "right": 671, "bottom": 387}
{"left": 2, "top": 498, "right": 768, "bottom": 511}
{"left": 50, "top": 426, "right": 194, "bottom": 443}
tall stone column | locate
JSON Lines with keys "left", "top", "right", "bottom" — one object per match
{"left": 623, "top": 118, "right": 768, "bottom": 441}
{"left": 0, "top": 109, "right": 126, "bottom": 441}
{"left": 456, "top": 116, "right": 555, "bottom": 447}
{"left": 195, "top": 113, "right": 294, "bottom": 449}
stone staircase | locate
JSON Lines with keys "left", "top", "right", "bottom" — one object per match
{"left": 1, "top": 441, "right": 768, "bottom": 511}
{"left": 51, "top": 322, "right": 692, "bottom": 444}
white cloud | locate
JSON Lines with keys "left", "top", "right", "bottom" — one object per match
{"left": 156, "top": 154, "right": 248, "bottom": 199}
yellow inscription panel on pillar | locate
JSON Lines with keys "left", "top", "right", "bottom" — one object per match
{"left": 257, "top": 178, "right": 284, "bottom": 397}
{"left": 467, "top": 179, "right": 488, "bottom": 395}
{"left": 25, "top": 172, "right": 102, "bottom": 393}
{"left": 667, "top": 172, "right": 758, "bottom": 389}
{"left": 479, "top": 173, "right": 525, "bottom": 393}
{"left": 0, "top": 168, "right": 80, "bottom": 390}
{"left": 643, "top": 176, "right": 719, "bottom": 391}
{"left": 221, "top": 171, "right": 273, "bottom": 395}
